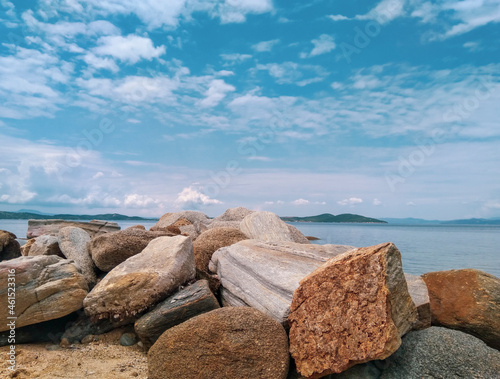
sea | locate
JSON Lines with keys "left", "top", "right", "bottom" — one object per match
{"left": 2, "top": 219, "right": 499, "bottom": 278}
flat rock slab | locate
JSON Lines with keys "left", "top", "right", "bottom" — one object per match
{"left": 84, "top": 235, "right": 196, "bottom": 321}
{"left": 209, "top": 239, "right": 355, "bottom": 326}
{"left": 135, "top": 279, "right": 220, "bottom": 349}
{"left": 27, "top": 219, "right": 119, "bottom": 239}
{"left": 289, "top": 242, "right": 417, "bottom": 378}
{"left": 240, "top": 211, "right": 305, "bottom": 243}
{"left": 422, "top": 268, "right": 500, "bottom": 350}
{"left": 0, "top": 256, "right": 88, "bottom": 331}
{"left": 404, "top": 273, "right": 431, "bottom": 330}
{"left": 58, "top": 227, "right": 96, "bottom": 287}
{"left": 148, "top": 307, "right": 289, "bottom": 379}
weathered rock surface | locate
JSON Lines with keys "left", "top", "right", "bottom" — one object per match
{"left": 213, "top": 206, "right": 254, "bottom": 222}
{"left": 240, "top": 211, "right": 302, "bottom": 242}
{"left": 0, "top": 256, "right": 88, "bottom": 331}
{"left": 404, "top": 273, "right": 431, "bottom": 330}
{"left": 150, "top": 211, "right": 210, "bottom": 240}
{"left": 288, "top": 242, "right": 417, "bottom": 378}
{"left": 148, "top": 307, "right": 289, "bottom": 379}
{"left": 193, "top": 227, "right": 248, "bottom": 272}
{"left": 20, "top": 238, "right": 35, "bottom": 256}
{"left": 288, "top": 224, "right": 311, "bottom": 244}
{"left": 27, "top": 219, "right": 120, "bottom": 239}
{"left": 209, "top": 239, "right": 355, "bottom": 325}
{"left": 135, "top": 280, "right": 220, "bottom": 349}
{"left": 422, "top": 268, "right": 500, "bottom": 350}
{"left": 380, "top": 327, "right": 500, "bottom": 378}
{"left": 90, "top": 228, "right": 173, "bottom": 272}
{"left": 207, "top": 220, "right": 241, "bottom": 229}
{"left": 62, "top": 312, "right": 136, "bottom": 343}
{"left": 0, "top": 230, "right": 21, "bottom": 261}
{"left": 84, "top": 235, "right": 196, "bottom": 321}
{"left": 58, "top": 227, "right": 96, "bottom": 286}
{"left": 26, "top": 235, "right": 63, "bottom": 257}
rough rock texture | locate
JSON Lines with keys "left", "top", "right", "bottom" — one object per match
{"left": 213, "top": 206, "right": 254, "bottom": 222}
{"left": 0, "top": 256, "right": 88, "bottom": 331}
{"left": 0, "top": 230, "right": 21, "bottom": 261}
{"left": 288, "top": 242, "right": 417, "bottom": 378}
{"left": 422, "top": 269, "right": 500, "bottom": 350}
{"left": 150, "top": 211, "right": 210, "bottom": 240}
{"left": 135, "top": 280, "right": 220, "bottom": 349}
{"left": 20, "top": 238, "right": 35, "bottom": 256}
{"left": 90, "top": 228, "right": 173, "bottom": 272}
{"left": 27, "top": 219, "right": 120, "bottom": 239}
{"left": 380, "top": 327, "right": 500, "bottom": 378}
{"left": 26, "top": 235, "right": 63, "bottom": 257}
{"left": 209, "top": 239, "right": 355, "bottom": 326}
{"left": 193, "top": 227, "right": 248, "bottom": 272}
{"left": 287, "top": 224, "right": 311, "bottom": 244}
{"left": 240, "top": 211, "right": 306, "bottom": 243}
{"left": 148, "top": 307, "right": 289, "bottom": 379}
{"left": 207, "top": 220, "right": 241, "bottom": 229}
{"left": 404, "top": 273, "right": 431, "bottom": 330}
{"left": 58, "top": 227, "right": 96, "bottom": 287}
{"left": 84, "top": 236, "right": 196, "bottom": 321}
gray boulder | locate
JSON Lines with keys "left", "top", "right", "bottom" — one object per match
{"left": 150, "top": 211, "right": 211, "bottom": 240}
{"left": 381, "top": 327, "right": 500, "bottom": 378}
{"left": 0, "top": 256, "right": 88, "bottom": 331}
{"left": 240, "top": 211, "right": 306, "bottom": 243}
{"left": 209, "top": 239, "right": 354, "bottom": 326}
{"left": 287, "top": 224, "right": 311, "bottom": 244}
{"left": 58, "top": 227, "right": 96, "bottom": 287}
{"left": 213, "top": 207, "right": 254, "bottom": 222}
{"left": 0, "top": 230, "right": 21, "bottom": 261}
{"left": 84, "top": 235, "right": 196, "bottom": 321}
{"left": 27, "top": 219, "right": 119, "bottom": 239}
{"left": 404, "top": 273, "right": 431, "bottom": 330}
{"left": 27, "top": 235, "right": 63, "bottom": 257}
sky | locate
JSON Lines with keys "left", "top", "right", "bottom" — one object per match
{"left": 0, "top": 0, "right": 499, "bottom": 219}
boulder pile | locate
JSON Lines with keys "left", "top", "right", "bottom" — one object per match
{"left": 0, "top": 208, "right": 498, "bottom": 379}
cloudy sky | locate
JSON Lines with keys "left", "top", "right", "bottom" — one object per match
{"left": 0, "top": 0, "right": 499, "bottom": 219}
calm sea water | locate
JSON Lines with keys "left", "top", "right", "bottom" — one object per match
{"left": 1, "top": 220, "right": 499, "bottom": 278}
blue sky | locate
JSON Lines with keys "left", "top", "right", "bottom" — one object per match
{"left": 0, "top": 0, "right": 499, "bottom": 219}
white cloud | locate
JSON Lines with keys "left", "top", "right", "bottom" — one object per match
{"left": 302, "top": 34, "right": 336, "bottom": 58}
{"left": 373, "top": 198, "right": 382, "bottom": 206}
{"left": 199, "top": 79, "right": 236, "bottom": 108}
{"left": 328, "top": 14, "right": 349, "bottom": 21}
{"left": 175, "top": 186, "right": 222, "bottom": 209}
{"left": 252, "top": 39, "right": 280, "bottom": 52}
{"left": 93, "top": 34, "right": 166, "bottom": 64}
{"left": 220, "top": 53, "right": 252, "bottom": 65}
{"left": 124, "top": 193, "right": 161, "bottom": 208}
{"left": 338, "top": 197, "right": 364, "bottom": 206}
{"left": 356, "top": 0, "right": 406, "bottom": 24}
{"left": 443, "top": 0, "right": 500, "bottom": 38}
{"left": 247, "top": 156, "right": 272, "bottom": 161}
{"left": 217, "top": 0, "right": 274, "bottom": 24}
{"left": 82, "top": 52, "right": 119, "bottom": 72}
{"left": 254, "top": 62, "right": 328, "bottom": 85}
{"left": 92, "top": 171, "right": 104, "bottom": 180}
{"left": 292, "top": 198, "right": 310, "bottom": 205}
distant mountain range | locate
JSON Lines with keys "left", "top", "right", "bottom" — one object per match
{"left": 281, "top": 213, "right": 387, "bottom": 224}
{"left": 0, "top": 210, "right": 158, "bottom": 221}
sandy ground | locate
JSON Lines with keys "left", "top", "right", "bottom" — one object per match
{"left": 0, "top": 328, "right": 148, "bottom": 379}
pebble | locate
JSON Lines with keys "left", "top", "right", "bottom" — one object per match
{"left": 120, "top": 332, "right": 138, "bottom": 346}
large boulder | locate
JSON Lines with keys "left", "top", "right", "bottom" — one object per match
{"left": 27, "top": 219, "right": 120, "bottom": 239}
{"left": 380, "top": 327, "right": 500, "bottom": 378}
{"left": 404, "top": 273, "right": 431, "bottom": 330}
{"left": 90, "top": 227, "right": 173, "bottom": 272}
{"left": 26, "top": 235, "right": 63, "bottom": 257}
{"left": 422, "top": 269, "right": 500, "bottom": 350}
{"left": 135, "top": 280, "right": 220, "bottom": 349}
{"left": 0, "top": 256, "right": 88, "bottom": 331}
{"left": 287, "top": 224, "right": 311, "bottom": 244}
{"left": 209, "top": 239, "right": 355, "bottom": 326}
{"left": 84, "top": 235, "right": 196, "bottom": 321}
{"left": 240, "top": 211, "right": 303, "bottom": 243}
{"left": 213, "top": 206, "right": 254, "bottom": 222}
{"left": 0, "top": 230, "right": 21, "bottom": 261}
{"left": 150, "top": 211, "right": 211, "bottom": 240}
{"left": 148, "top": 307, "right": 289, "bottom": 379}
{"left": 58, "top": 227, "right": 96, "bottom": 287}
{"left": 288, "top": 242, "right": 417, "bottom": 378}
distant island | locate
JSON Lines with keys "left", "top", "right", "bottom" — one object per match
{"left": 281, "top": 213, "right": 387, "bottom": 224}
{"left": 0, "top": 211, "right": 158, "bottom": 221}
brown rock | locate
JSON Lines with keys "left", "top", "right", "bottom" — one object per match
{"left": 288, "top": 242, "right": 417, "bottom": 378}
{"left": 58, "top": 227, "right": 96, "bottom": 287}
{"left": 26, "top": 235, "right": 63, "bottom": 257}
{"left": 27, "top": 219, "right": 120, "bottom": 239}
{"left": 150, "top": 211, "right": 210, "bottom": 240}
{"left": 20, "top": 238, "right": 35, "bottom": 256}
{"left": 422, "top": 269, "right": 500, "bottom": 350}
{"left": 404, "top": 273, "right": 431, "bottom": 330}
{"left": 148, "top": 307, "right": 289, "bottom": 379}
{"left": 0, "top": 230, "right": 21, "bottom": 261}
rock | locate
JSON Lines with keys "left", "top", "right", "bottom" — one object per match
{"left": 422, "top": 268, "right": 500, "bottom": 350}
{"left": 380, "top": 327, "right": 500, "bottom": 378}
{"left": 209, "top": 239, "right": 355, "bottom": 326}
{"left": 26, "top": 235, "right": 63, "bottom": 257}
{"left": 193, "top": 227, "right": 248, "bottom": 272}
{"left": 120, "top": 332, "right": 138, "bottom": 346}
{"left": 20, "top": 238, "right": 35, "bottom": 256}
{"left": 288, "top": 242, "right": 417, "bottom": 377}
{"left": 84, "top": 235, "right": 196, "bottom": 321}
{"left": 0, "top": 256, "right": 89, "bottom": 331}
{"left": 135, "top": 280, "right": 220, "bottom": 349}
{"left": 287, "top": 224, "right": 311, "bottom": 244}
{"left": 127, "top": 225, "right": 146, "bottom": 230}
{"left": 148, "top": 307, "right": 289, "bottom": 379}
{"left": 207, "top": 220, "right": 241, "bottom": 229}
{"left": 0, "top": 230, "right": 21, "bottom": 261}
{"left": 60, "top": 337, "right": 71, "bottom": 347}
{"left": 58, "top": 227, "right": 96, "bottom": 287}
{"left": 150, "top": 211, "right": 211, "bottom": 240}
{"left": 27, "top": 219, "right": 120, "bottom": 239}
{"left": 240, "top": 211, "right": 302, "bottom": 243}
{"left": 213, "top": 206, "right": 254, "bottom": 222}
{"left": 90, "top": 228, "right": 173, "bottom": 272}
{"left": 404, "top": 273, "right": 431, "bottom": 330}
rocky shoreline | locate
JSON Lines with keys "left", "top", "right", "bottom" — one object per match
{"left": 1, "top": 207, "right": 499, "bottom": 378}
